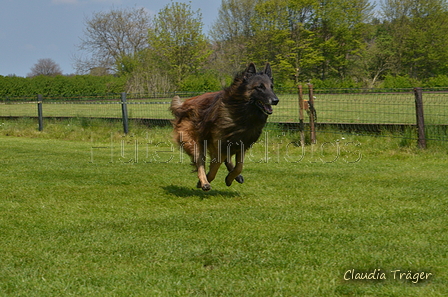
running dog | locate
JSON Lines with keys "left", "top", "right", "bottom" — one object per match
{"left": 170, "top": 63, "right": 279, "bottom": 191}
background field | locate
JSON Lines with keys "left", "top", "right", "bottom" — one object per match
{"left": 1, "top": 91, "right": 447, "bottom": 125}
{"left": 0, "top": 120, "right": 447, "bottom": 296}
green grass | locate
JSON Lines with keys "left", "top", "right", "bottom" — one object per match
{"left": 0, "top": 119, "right": 447, "bottom": 296}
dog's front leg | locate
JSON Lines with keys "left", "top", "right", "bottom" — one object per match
{"left": 225, "top": 152, "right": 244, "bottom": 187}
{"left": 224, "top": 159, "right": 244, "bottom": 184}
{"left": 206, "top": 155, "right": 224, "bottom": 184}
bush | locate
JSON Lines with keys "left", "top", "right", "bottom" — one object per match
{"left": 381, "top": 74, "right": 422, "bottom": 89}
{"left": 179, "top": 71, "right": 226, "bottom": 92}
{"left": 0, "top": 75, "right": 127, "bottom": 98}
{"left": 425, "top": 75, "right": 448, "bottom": 88}
{"left": 308, "top": 78, "right": 364, "bottom": 90}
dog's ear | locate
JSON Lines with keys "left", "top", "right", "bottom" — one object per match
{"left": 264, "top": 63, "right": 273, "bottom": 81}
{"left": 243, "top": 63, "right": 257, "bottom": 81}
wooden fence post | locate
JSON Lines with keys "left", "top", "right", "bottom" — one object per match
{"left": 413, "top": 87, "right": 426, "bottom": 149}
{"left": 307, "top": 84, "right": 316, "bottom": 144}
{"left": 37, "top": 94, "right": 43, "bottom": 131}
{"left": 121, "top": 92, "right": 129, "bottom": 135}
{"left": 298, "top": 85, "right": 305, "bottom": 145}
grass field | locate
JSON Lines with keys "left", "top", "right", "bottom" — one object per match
{"left": 1, "top": 91, "right": 447, "bottom": 125}
{"left": 0, "top": 119, "right": 447, "bottom": 296}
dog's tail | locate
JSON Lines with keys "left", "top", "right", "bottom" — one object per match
{"left": 170, "top": 96, "right": 183, "bottom": 118}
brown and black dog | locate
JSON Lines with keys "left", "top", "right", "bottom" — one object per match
{"left": 170, "top": 63, "right": 279, "bottom": 191}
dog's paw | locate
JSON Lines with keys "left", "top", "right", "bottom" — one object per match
{"left": 225, "top": 176, "right": 233, "bottom": 187}
{"left": 235, "top": 175, "right": 244, "bottom": 184}
{"left": 197, "top": 181, "right": 211, "bottom": 191}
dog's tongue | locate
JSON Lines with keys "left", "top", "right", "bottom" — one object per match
{"left": 265, "top": 104, "right": 273, "bottom": 114}
{"left": 256, "top": 100, "right": 273, "bottom": 115}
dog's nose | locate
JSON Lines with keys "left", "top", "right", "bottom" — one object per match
{"left": 271, "top": 97, "right": 279, "bottom": 105}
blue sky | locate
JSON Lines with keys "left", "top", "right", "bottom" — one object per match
{"left": 0, "top": 0, "right": 221, "bottom": 77}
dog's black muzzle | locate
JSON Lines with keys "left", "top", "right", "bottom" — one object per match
{"left": 271, "top": 96, "right": 279, "bottom": 105}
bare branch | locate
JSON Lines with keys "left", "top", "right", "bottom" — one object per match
{"left": 74, "top": 7, "right": 152, "bottom": 73}
{"left": 28, "top": 58, "right": 63, "bottom": 77}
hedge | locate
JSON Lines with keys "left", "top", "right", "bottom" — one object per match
{"left": 0, "top": 75, "right": 127, "bottom": 97}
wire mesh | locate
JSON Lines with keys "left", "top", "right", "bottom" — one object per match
{"left": 0, "top": 89, "right": 447, "bottom": 141}
{"left": 420, "top": 90, "right": 448, "bottom": 141}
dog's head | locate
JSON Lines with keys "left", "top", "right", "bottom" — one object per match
{"left": 242, "top": 63, "right": 279, "bottom": 116}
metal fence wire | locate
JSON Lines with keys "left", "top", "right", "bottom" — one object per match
{"left": 0, "top": 88, "right": 447, "bottom": 142}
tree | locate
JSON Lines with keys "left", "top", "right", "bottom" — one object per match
{"left": 209, "top": 0, "right": 258, "bottom": 75}
{"left": 312, "top": 0, "right": 374, "bottom": 80}
{"left": 147, "top": 1, "right": 210, "bottom": 86}
{"left": 211, "top": 0, "right": 374, "bottom": 87}
{"left": 28, "top": 58, "right": 63, "bottom": 77}
{"left": 351, "top": 24, "right": 395, "bottom": 87}
{"left": 379, "top": 0, "right": 448, "bottom": 78}
{"left": 74, "top": 7, "right": 152, "bottom": 74}
{"left": 125, "top": 50, "right": 174, "bottom": 94}
{"left": 248, "top": 0, "right": 322, "bottom": 86}
{"left": 211, "top": 0, "right": 257, "bottom": 41}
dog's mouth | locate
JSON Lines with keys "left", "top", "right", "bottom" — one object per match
{"left": 255, "top": 100, "right": 273, "bottom": 115}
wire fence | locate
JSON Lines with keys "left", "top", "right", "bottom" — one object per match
{"left": 1, "top": 88, "right": 447, "bottom": 144}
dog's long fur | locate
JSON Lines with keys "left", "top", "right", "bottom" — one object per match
{"left": 170, "top": 63, "right": 279, "bottom": 191}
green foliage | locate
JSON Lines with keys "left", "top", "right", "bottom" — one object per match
{"left": 380, "top": 0, "right": 448, "bottom": 79}
{"left": 425, "top": 75, "right": 448, "bottom": 88}
{"left": 0, "top": 75, "right": 126, "bottom": 97}
{"left": 243, "top": 0, "right": 374, "bottom": 83}
{"left": 148, "top": 2, "right": 211, "bottom": 86}
{"left": 179, "top": 70, "right": 225, "bottom": 92}
{"left": 310, "top": 77, "right": 364, "bottom": 89}
{"left": 381, "top": 74, "right": 422, "bottom": 89}
{"left": 210, "top": 0, "right": 448, "bottom": 88}
{"left": 247, "top": 0, "right": 323, "bottom": 83}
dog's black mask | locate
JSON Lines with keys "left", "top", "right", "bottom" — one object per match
{"left": 244, "top": 63, "right": 279, "bottom": 115}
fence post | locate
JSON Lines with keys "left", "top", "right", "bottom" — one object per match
{"left": 121, "top": 92, "right": 129, "bottom": 135}
{"left": 413, "top": 87, "right": 426, "bottom": 149}
{"left": 298, "top": 85, "right": 305, "bottom": 145}
{"left": 307, "top": 84, "right": 316, "bottom": 144}
{"left": 37, "top": 94, "right": 43, "bottom": 131}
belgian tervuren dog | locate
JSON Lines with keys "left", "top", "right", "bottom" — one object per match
{"left": 170, "top": 63, "right": 279, "bottom": 191}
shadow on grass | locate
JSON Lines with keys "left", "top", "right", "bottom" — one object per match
{"left": 163, "top": 185, "right": 241, "bottom": 199}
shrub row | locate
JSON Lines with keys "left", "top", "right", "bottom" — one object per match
{"left": 0, "top": 75, "right": 127, "bottom": 98}
{"left": 2, "top": 73, "right": 448, "bottom": 99}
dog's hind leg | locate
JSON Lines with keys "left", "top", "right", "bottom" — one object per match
{"left": 195, "top": 142, "right": 211, "bottom": 191}
{"left": 198, "top": 153, "right": 224, "bottom": 189}
{"left": 196, "top": 161, "right": 211, "bottom": 191}
{"left": 225, "top": 152, "right": 244, "bottom": 186}
{"left": 177, "top": 131, "right": 209, "bottom": 190}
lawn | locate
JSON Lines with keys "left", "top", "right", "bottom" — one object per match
{"left": 0, "top": 120, "right": 447, "bottom": 296}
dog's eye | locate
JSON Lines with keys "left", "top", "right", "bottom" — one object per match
{"left": 257, "top": 84, "right": 265, "bottom": 90}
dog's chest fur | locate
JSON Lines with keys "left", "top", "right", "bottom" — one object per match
{"left": 214, "top": 99, "right": 267, "bottom": 152}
